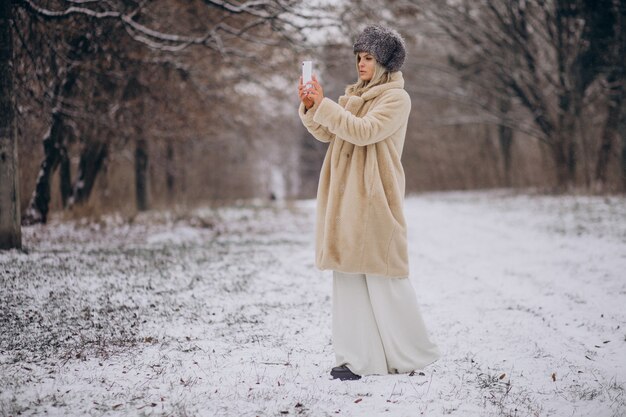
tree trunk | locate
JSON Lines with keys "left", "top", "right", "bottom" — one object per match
{"left": 554, "top": 89, "right": 581, "bottom": 190}
{"left": 0, "top": 0, "right": 21, "bottom": 249}
{"left": 618, "top": 0, "right": 626, "bottom": 191}
{"left": 554, "top": 4, "right": 583, "bottom": 190}
{"left": 23, "top": 65, "right": 78, "bottom": 224}
{"left": 620, "top": 94, "right": 626, "bottom": 190}
{"left": 551, "top": 139, "right": 571, "bottom": 192}
{"left": 498, "top": 97, "right": 513, "bottom": 187}
{"left": 22, "top": 114, "right": 65, "bottom": 224}
{"left": 59, "top": 143, "right": 72, "bottom": 208}
{"left": 595, "top": 76, "right": 624, "bottom": 186}
{"left": 71, "top": 141, "right": 107, "bottom": 205}
{"left": 135, "top": 138, "right": 149, "bottom": 211}
{"left": 121, "top": 75, "right": 150, "bottom": 211}
{"left": 598, "top": 2, "right": 626, "bottom": 189}
{"left": 566, "top": 95, "right": 583, "bottom": 188}
{"left": 165, "top": 142, "right": 175, "bottom": 202}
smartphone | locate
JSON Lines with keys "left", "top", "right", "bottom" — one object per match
{"left": 302, "top": 60, "right": 312, "bottom": 87}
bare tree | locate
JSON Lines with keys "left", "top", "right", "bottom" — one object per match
{"left": 594, "top": 0, "right": 626, "bottom": 188}
{"left": 21, "top": 33, "right": 87, "bottom": 223}
{"left": 12, "top": 0, "right": 339, "bottom": 222}
{"left": 0, "top": 0, "right": 22, "bottom": 249}
{"left": 407, "top": 0, "right": 625, "bottom": 191}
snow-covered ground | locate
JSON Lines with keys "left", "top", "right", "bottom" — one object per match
{"left": 1, "top": 190, "right": 625, "bottom": 417}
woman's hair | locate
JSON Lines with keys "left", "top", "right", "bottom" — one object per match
{"left": 345, "top": 54, "right": 392, "bottom": 96}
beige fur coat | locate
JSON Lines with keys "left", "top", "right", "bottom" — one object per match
{"left": 298, "top": 71, "right": 411, "bottom": 278}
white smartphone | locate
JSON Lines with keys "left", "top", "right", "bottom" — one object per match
{"left": 302, "top": 60, "right": 312, "bottom": 87}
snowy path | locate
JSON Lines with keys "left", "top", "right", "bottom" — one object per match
{"left": 1, "top": 190, "right": 625, "bottom": 416}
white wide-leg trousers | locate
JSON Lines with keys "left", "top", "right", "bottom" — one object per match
{"left": 332, "top": 270, "right": 441, "bottom": 376}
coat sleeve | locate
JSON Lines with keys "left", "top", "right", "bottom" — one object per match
{"left": 298, "top": 101, "right": 334, "bottom": 143}
{"left": 312, "top": 90, "right": 411, "bottom": 147}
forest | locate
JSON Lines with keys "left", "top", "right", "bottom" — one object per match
{"left": 1, "top": 0, "right": 625, "bottom": 250}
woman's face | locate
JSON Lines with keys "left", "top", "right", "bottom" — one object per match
{"left": 357, "top": 52, "right": 376, "bottom": 81}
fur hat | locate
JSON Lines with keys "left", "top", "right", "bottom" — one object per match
{"left": 353, "top": 25, "right": 406, "bottom": 72}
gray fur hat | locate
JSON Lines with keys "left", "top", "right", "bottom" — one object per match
{"left": 353, "top": 24, "right": 406, "bottom": 72}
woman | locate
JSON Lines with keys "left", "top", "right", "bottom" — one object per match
{"left": 297, "top": 25, "right": 441, "bottom": 380}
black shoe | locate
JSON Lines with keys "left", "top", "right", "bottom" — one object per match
{"left": 330, "top": 365, "right": 362, "bottom": 380}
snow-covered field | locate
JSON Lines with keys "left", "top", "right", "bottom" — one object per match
{"left": 1, "top": 190, "right": 625, "bottom": 417}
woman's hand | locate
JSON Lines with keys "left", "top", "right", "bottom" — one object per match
{"left": 298, "top": 76, "right": 314, "bottom": 110}
{"left": 307, "top": 74, "right": 324, "bottom": 106}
